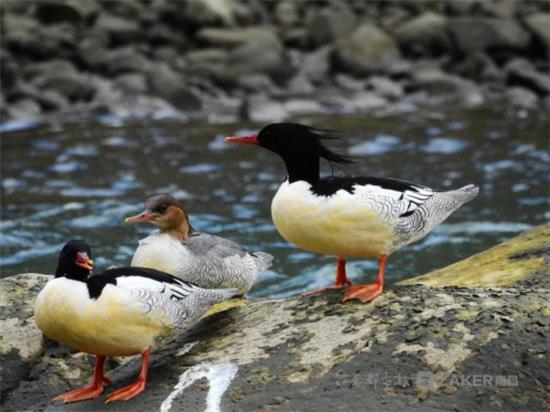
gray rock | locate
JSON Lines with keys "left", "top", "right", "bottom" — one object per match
{"left": 524, "top": 13, "right": 550, "bottom": 50}
{"left": 237, "top": 73, "right": 277, "bottom": 93}
{"left": 395, "top": 12, "right": 450, "bottom": 56}
{"left": 94, "top": 12, "right": 141, "bottom": 46}
{"left": 23, "top": 59, "right": 78, "bottom": 80}
{"left": 447, "top": 18, "right": 530, "bottom": 53}
{"left": 4, "top": 15, "right": 76, "bottom": 59}
{"left": 506, "top": 86, "right": 539, "bottom": 109}
{"left": 33, "top": 70, "right": 96, "bottom": 102}
{"left": 101, "top": 46, "right": 150, "bottom": 76}
{"left": 334, "top": 73, "right": 367, "bottom": 92}
{"left": 245, "top": 95, "right": 289, "bottom": 122}
{"left": 0, "top": 51, "right": 18, "bottom": 89}
{"left": 36, "top": 89, "right": 70, "bottom": 112}
{"left": 196, "top": 27, "right": 277, "bottom": 49}
{"left": 0, "top": 274, "right": 49, "bottom": 398}
{"left": 408, "top": 68, "right": 484, "bottom": 106}
{"left": 274, "top": 1, "right": 300, "bottom": 27}
{"left": 115, "top": 73, "right": 148, "bottom": 95}
{"left": 306, "top": 2, "right": 357, "bottom": 46}
{"left": 369, "top": 76, "right": 404, "bottom": 100}
{"left": 333, "top": 23, "right": 402, "bottom": 75}
{"left": 147, "top": 63, "right": 202, "bottom": 111}
{"left": 505, "top": 58, "right": 550, "bottom": 95}
{"left": 479, "top": 0, "right": 519, "bottom": 18}
{"left": 156, "top": 0, "right": 235, "bottom": 29}
{"left": 295, "top": 46, "right": 332, "bottom": 84}
{"left": 285, "top": 74, "right": 316, "bottom": 95}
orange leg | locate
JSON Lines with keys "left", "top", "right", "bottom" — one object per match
{"left": 302, "top": 257, "right": 352, "bottom": 297}
{"left": 343, "top": 255, "right": 387, "bottom": 303}
{"left": 105, "top": 349, "right": 150, "bottom": 403}
{"left": 53, "top": 355, "right": 110, "bottom": 403}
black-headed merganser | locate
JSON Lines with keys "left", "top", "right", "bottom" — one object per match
{"left": 225, "top": 123, "right": 479, "bottom": 303}
{"left": 34, "top": 240, "right": 237, "bottom": 403}
{"left": 124, "top": 194, "right": 273, "bottom": 295}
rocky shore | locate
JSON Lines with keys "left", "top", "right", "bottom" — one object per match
{"left": 1, "top": 0, "right": 549, "bottom": 126}
{"left": 0, "top": 225, "right": 548, "bottom": 411}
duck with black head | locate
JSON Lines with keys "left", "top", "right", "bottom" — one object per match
{"left": 225, "top": 123, "right": 479, "bottom": 303}
{"left": 124, "top": 194, "right": 273, "bottom": 295}
{"left": 34, "top": 240, "right": 238, "bottom": 403}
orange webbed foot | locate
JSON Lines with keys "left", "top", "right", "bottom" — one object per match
{"left": 343, "top": 284, "right": 383, "bottom": 303}
{"left": 52, "top": 383, "right": 105, "bottom": 403}
{"left": 105, "top": 380, "right": 146, "bottom": 403}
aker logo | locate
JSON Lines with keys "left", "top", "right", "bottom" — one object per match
{"left": 416, "top": 371, "right": 437, "bottom": 390}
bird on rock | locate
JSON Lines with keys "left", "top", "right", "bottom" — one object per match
{"left": 34, "top": 239, "right": 238, "bottom": 403}
{"left": 225, "top": 122, "right": 479, "bottom": 303}
{"left": 124, "top": 194, "right": 273, "bottom": 295}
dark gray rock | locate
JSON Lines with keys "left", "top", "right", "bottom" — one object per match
{"left": 505, "top": 58, "right": 550, "bottom": 95}
{"left": 524, "top": 13, "right": 550, "bottom": 51}
{"left": 101, "top": 46, "right": 150, "bottom": 76}
{"left": 369, "top": 76, "right": 405, "bottom": 100}
{"left": 306, "top": 2, "right": 357, "bottom": 46}
{"left": 334, "top": 73, "right": 367, "bottom": 92}
{"left": 36, "top": 90, "right": 70, "bottom": 112}
{"left": 447, "top": 17, "right": 530, "bottom": 54}
{"left": 395, "top": 12, "right": 451, "bottom": 56}
{"left": 196, "top": 27, "right": 276, "bottom": 49}
{"left": 479, "top": 0, "right": 519, "bottom": 18}
{"left": 155, "top": 0, "right": 235, "bottom": 30}
{"left": 23, "top": 59, "right": 79, "bottom": 81}
{"left": 0, "top": 50, "right": 18, "bottom": 89}
{"left": 333, "top": 23, "right": 402, "bottom": 75}
{"left": 94, "top": 12, "right": 141, "bottom": 46}
{"left": 33, "top": 1, "right": 98, "bottom": 25}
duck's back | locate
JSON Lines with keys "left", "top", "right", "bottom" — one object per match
{"left": 131, "top": 231, "right": 272, "bottom": 293}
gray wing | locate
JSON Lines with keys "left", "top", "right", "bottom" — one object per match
{"left": 186, "top": 233, "right": 249, "bottom": 259}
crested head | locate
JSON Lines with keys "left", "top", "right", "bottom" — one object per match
{"left": 125, "top": 194, "right": 194, "bottom": 240}
{"left": 256, "top": 123, "right": 354, "bottom": 165}
{"left": 55, "top": 239, "right": 94, "bottom": 281}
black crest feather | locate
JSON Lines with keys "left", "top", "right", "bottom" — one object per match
{"left": 304, "top": 126, "right": 355, "bottom": 165}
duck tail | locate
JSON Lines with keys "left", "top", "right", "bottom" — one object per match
{"left": 446, "top": 184, "right": 479, "bottom": 204}
{"left": 206, "top": 287, "right": 240, "bottom": 305}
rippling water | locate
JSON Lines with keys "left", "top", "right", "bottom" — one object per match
{"left": 1, "top": 106, "right": 548, "bottom": 298}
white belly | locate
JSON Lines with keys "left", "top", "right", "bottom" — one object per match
{"left": 34, "top": 279, "right": 169, "bottom": 356}
{"left": 271, "top": 181, "right": 392, "bottom": 258}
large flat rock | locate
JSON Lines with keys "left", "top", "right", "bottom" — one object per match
{"left": 1, "top": 226, "right": 548, "bottom": 411}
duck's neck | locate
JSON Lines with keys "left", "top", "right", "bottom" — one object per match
{"left": 282, "top": 152, "right": 320, "bottom": 185}
{"left": 160, "top": 212, "right": 194, "bottom": 241}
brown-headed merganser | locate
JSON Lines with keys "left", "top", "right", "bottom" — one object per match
{"left": 225, "top": 123, "right": 479, "bottom": 303}
{"left": 34, "top": 240, "right": 237, "bottom": 403}
{"left": 124, "top": 194, "right": 273, "bottom": 295}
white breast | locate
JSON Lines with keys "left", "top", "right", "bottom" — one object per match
{"left": 34, "top": 278, "right": 169, "bottom": 356}
{"left": 131, "top": 232, "right": 191, "bottom": 274}
{"left": 271, "top": 180, "right": 393, "bottom": 258}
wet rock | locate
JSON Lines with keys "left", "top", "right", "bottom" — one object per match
{"left": 400, "top": 224, "right": 549, "bottom": 287}
{"left": 196, "top": 27, "right": 276, "bottom": 49}
{"left": 101, "top": 46, "right": 150, "bottom": 76}
{"left": 156, "top": 0, "right": 235, "bottom": 30}
{"left": 395, "top": 12, "right": 450, "bottom": 56}
{"left": 506, "top": 87, "right": 539, "bottom": 110}
{"left": 333, "top": 23, "right": 402, "bottom": 75}
{"left": 306, "top": 2, "right": 357, "bottom": 46}
{"left": 94, "top": 12, "right": 141, "bottom": 46}
{"left": 505, "top": 58, "right": 550, "bottom": 95}
{"left": 7, "top": 98, "right": 42, "bottom": 120}
{"left": 36, "top": 90, "right": 70, "bottom": 112}
{"left": 446, "top": 18, "right": 530, "bottom": 54}
{"left": 524, "top": 13, "right": 550, "bottom": 51}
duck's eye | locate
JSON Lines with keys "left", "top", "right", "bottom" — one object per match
{"left": 154, "top": 203, "right": 168, "bottom": 213}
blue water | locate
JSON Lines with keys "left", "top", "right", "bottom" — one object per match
{"left": 1, "top": 106, "right": 548, "bottom": 298}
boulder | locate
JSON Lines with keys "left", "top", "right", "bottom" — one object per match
{"left": 274, "top": 1, "right": 300, "bottom": 27}
{"left": 505, "top": 58, "right": 550, "bottom": 95}
{"left": 32, "top": 70, "right": 96, "bottom": 102}
{"left": 446, "top": 18, "right": 530, "bottom": 54}
{"left": 524, "top": 13, "right": 550, "bottom": 51}
{"left": 147, "top": 63, "right": 202, "bottom": 111}
{"left": 0, "top": 226, "right": 548, "bottom": 411}
{"left": 333, "top": 23, "right": 402, "bottom": 75}
{"left": 100, "top": 46, "right": 150, "bottom": 76}
{"left": 115, "top": 73, "right": 148, "bottom": 95}
{"left": 306, "top": 2, "right": 357, "bottom": 46}
{"left": 506, "top": 87, "right": 539, "bottom": 110}
{"left": 196, "top": 27, "right": 277, "bottom": 49}
{"left": 156, "top": 0, "right": 235, "bottom": 30}
{"left": 395, "top": 12, "right": 451, "bottom": 56}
